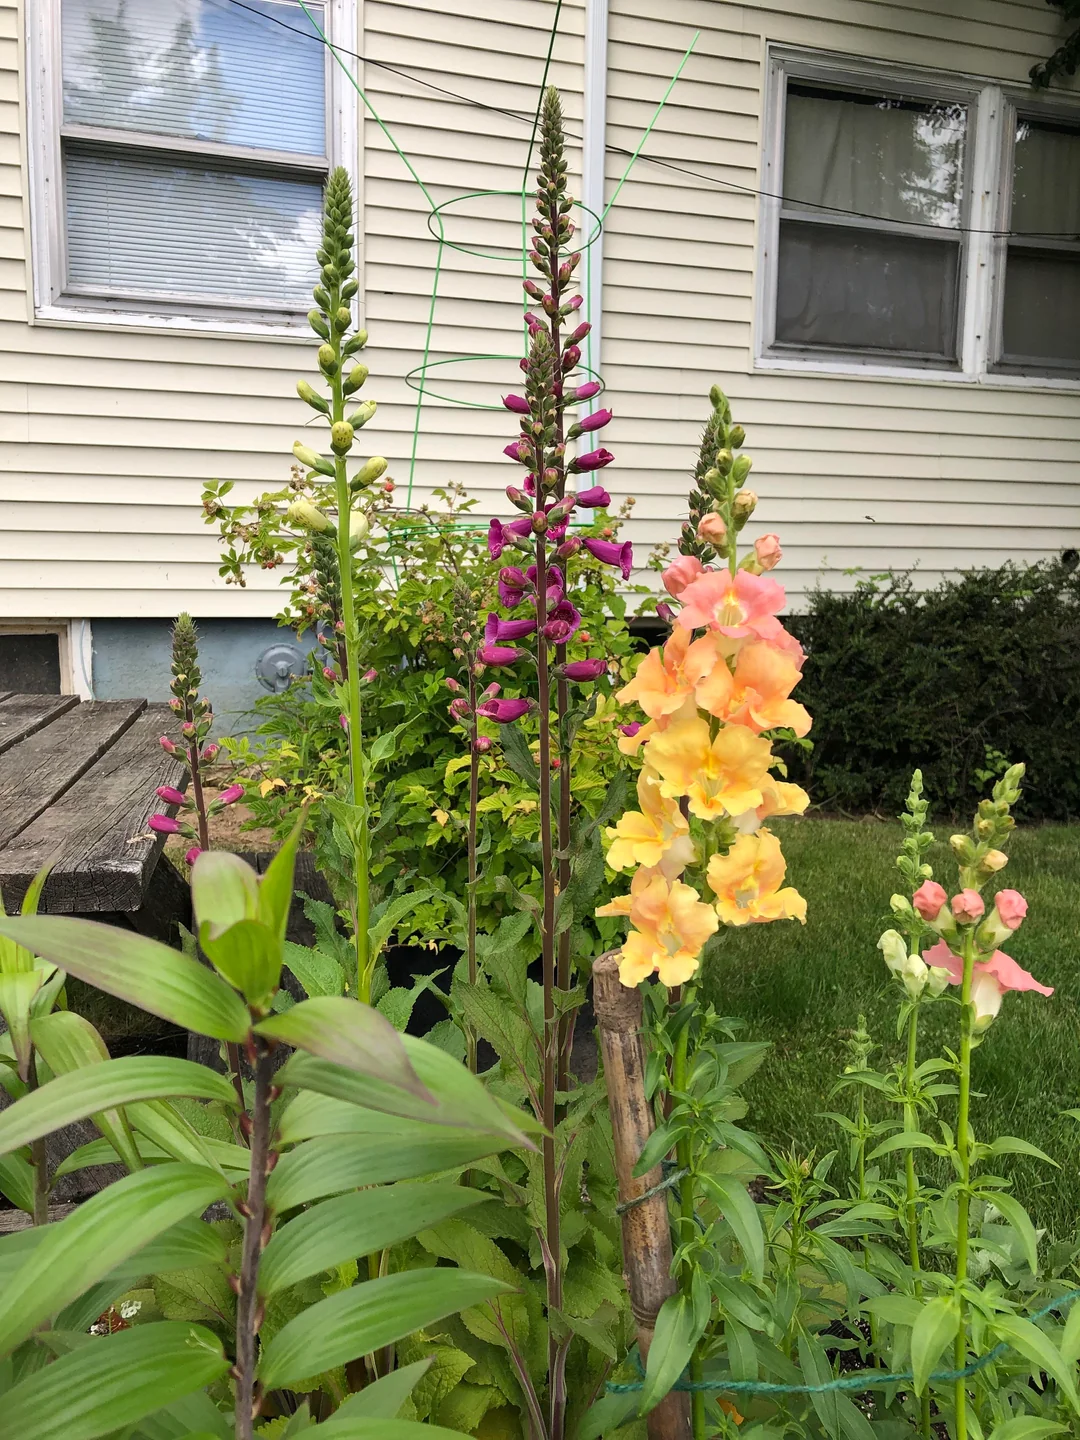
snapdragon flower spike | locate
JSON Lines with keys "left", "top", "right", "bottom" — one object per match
{"left": 477, "top": 697, "right": 533, "bottom": 723}
{"left": 583, "top": 536, "right": 633, "bottom": 578}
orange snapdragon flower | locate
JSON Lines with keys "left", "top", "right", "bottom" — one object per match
{"left": 615, "top": 872, "right": 720, "bottom": 986}
{"left": 617, "top": 628, "right": 719, "bottom": 720}
{"left": 644, "top": 717, "right": 773, "bottom": 820}
{"left": 706, "top": 830, "right": 807, "bottom": 926}
{"left": 605, "top": 768, "right": 696, "bottom": 877}
{"left": 616, "top": 695, "right": 697, "bottom": 757}
{"left": 696, "top": 641, "right": 811, "bottom": 738}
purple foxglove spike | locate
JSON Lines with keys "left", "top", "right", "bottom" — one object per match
{"left": 574, "top": 485, "right": 611, "bottom": 508}
{"left": 562, "top": 345, "right": 581, "bottom": 371}
{"left": 218, "top": 784, "right": 244, "bottom": 806}
{"left": 566, "top": 322, "right": 591, "bottom": 345}
{"left": 477, "top": 697, "right": 532, "bottom": 724}
{"left": 562, "top": 658, "right": 607, "bottom": 681}
{"left": 156, "top": 785, "right": 187, "bottom": 807}
{"left": 502, "top": 394, "right": 530, "bottom": 414}
{"left": 479, "top": 644, "right": 524, "bottom": 668}
{"left": 584, "top": 537, "right": 633, "bottom": 579}
{"left": 574, "top": 380, "right": 601, "bottom": 401}
{"left": 572, "top": 448, "right": 614, "bottom": 474}
{"left": 149, "top": 814, "right": 181, "bottom": 835}
{"left": 578, "top": 408, "right": 613, "bottom": 434}
{"left": 159, "top": 735, "right": 178, "bottom": 754}
{"left": 185, "top": 846, "right": 202, "bottom": 866}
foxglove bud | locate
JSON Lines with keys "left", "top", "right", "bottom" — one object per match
{"left": 218, "top": 785, "right": 244, "bottom": 806}
{"left": 506, "top": 486, "right": 532, "bottom": 512}
{"left": 566, "top": 322, "right": 591, "bottom": 346}
{"left": 348, "top": 400, "right": 377, "bottom": 428}
{"left": 333, "top": 305, "right": 352, "bottom": 332}
{"left": 348, "top": 512, "right": 371, "bottom": 549}
{"left": 565, "top": 293, "right": 584, "bottom": 311}
{"left": 156, "top": 786, "right": 187, "bottom": 807}
{"left": 573, "top": 380, "right": 601, "bottom": 402}
{"left": 504, "top": 440, "right": 532, "bottom": 464}
{"left": 317, "top": 343, "right": 338, "bottom": 375}
{"left": 556, "top": 536, "right": 582, "bottom": 559}
{"left": 502, "top": 394, "right": 531, "bottom": 415}
{"left": 474, "top": 736, "right": 493, "bottom": 753}
{"left": 323, "top": 666, "right": 337, "bottom": 681}
{"left": 149, "top": 814, "right": 181, "bottom": 835}
{"left": 331, "top": 420, "right": 354, "bottom": 455}
{"left": 185, "top": 846, "right": 202, "bottom": 866}
{"left": 561, "top": 658, "right": 607, "bottom": 681}
{"left": 296, "top": 380, "right": 329, "bottom": 414}
{"left": 523, "top": 278, "right": 543, "bottom": 300}
{"left": 350, "top": 456, "right": 388, "bottom": 490}
{"left": 288, "top": 498, "right": 334, "bottom": 533}
{"left": 362, "top": 669, "right": 378, "bottom": 683}
{"left": 562, "top": 345, "right": 581, "bottom": 371}
{"left": 449, "top": 697, "right": 472, "bottom": 720}
{"left": 159, "top": 734, "right": 178, "bottom": 753}
{"left": 201, "top": 743, "right": 219, "bottom": 763}
{"left": 531, "top": 510, "right": 548, "bottom": 534}
{"left": 292, "top": 442, "right": 335, "bottom": 477}
{"left": 656, "top": 602, "right": 674, "bottom": 622}
{"left": 729, "top": 425, "right": 746, "bottom": 447}
{"left": 342, "top": 363, "right": 369, "bottom": 395}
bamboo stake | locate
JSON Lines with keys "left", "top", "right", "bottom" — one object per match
{"left": 593, "top": 952, "right": 692, "bottom": 1440}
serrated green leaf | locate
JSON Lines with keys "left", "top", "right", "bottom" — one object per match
{"left": 911, "top": 1296, "right": 960, "bottom": 1395}
{"left": 260, "top": 1183, "right": 486, "bottom": 1295}
{"left": 0, "top": 915, "right": 251, "bottom": 1041}
{"left": 258, "top": 1269, "right": 513, "bottom": 1388}
{"left": 2, "top": 1321, "right": 228, "bottom": 1440}
{"left": 0, "top": 1056, "right": 238, "bottom": 1155}
{"left": 257, "top": 997, "right": 429, "bottom": 1100}
{"left": 283, "top": 942, "right": 344, "bottom": 999}
{"left": 0, "top": 1163, "right": 230, "bottom": 1357}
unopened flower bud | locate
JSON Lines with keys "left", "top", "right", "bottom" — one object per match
{"left": 556, "top": 536, "right": 582, "bottom": 559}
{"left": 732, "top": 489, "right": 757, "bottom": 528}
{"left": 342, "top": 363, "right": 369, "bottom": 395}
{"left": 330, "top": 420, "right": 353, "bottom": 455}
{"left": 449, "top": 697, "right": 471, "bottom": 720}
{"left": 982, "top": 849, "right": 1008, "bottom": 873}
{"left": 218, "top": 784, "right": 243, "bottom": 806}
{"left": 729, "top": 425, "right": 746, "bottom": 447}
{"left": 159, "top": 734, "right": 177, "bottom": 753}
{"left": 445, "top": 676, "right": 464, "bottom": 693}
{"left": 950, "top": 833, "right": 976, "bottom": 863}
{"left": 185, "top": 846, "right": 202, "bottom": 866}
{"left": 348, "top": 399, "right": 377, "bottom": 429}
{"left": 474, "top": 735, "right": 493, "bottom": 753}
{"left": 149, "top": 814, "right": 181, "bottom": 835}
{"left": 348, "top": 512, "right": 370, "bottom": 549}
{"left": 296, "top": 379, "right": 329, "bottom": 414}
{"left": 156, "top": 786, "right": 186, "bottom": 807}
{"left": 362, "top": 668, "right": 377, "bottom": 683}
{"left": 656, "top": 602, "right": 674, "bottom": 622}
{"left": 350, "top": 456, "right": 388, "bottom": 490}
{"left": 697, "top": 512, "right": 727, "bottom": 544}
{"left": 754, "top": 534, "right": 782, "bottom": 571}
{"left": 317, "top": 343, "right": 338, "bottom": 374}
{"left": 288, "top": 498, "right": 333, "bottom": 533}
{"left": 732, "top": 455, "right": 753, "bottom": 486}
{"left": 531, "top": 510, "right": 548, "bottom": 534}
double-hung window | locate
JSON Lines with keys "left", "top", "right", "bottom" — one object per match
{"left": 30, "top": 0, "right": 355, "bottom": 330}
{"left": 760, "top": 50, "right": 1080, "bottom": 383}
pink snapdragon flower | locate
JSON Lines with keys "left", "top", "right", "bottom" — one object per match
{"left": 951, "top": 889, "right": 985, "bottom": 923}
{"left": 994, "top": 889, "right": 1028, "bottom": 929}
{"left": 662, "top": 554, "right": 705, "bottom": 599}
{"left": 697, "top": 514, "right": 727, "bottom": 545}
{"left": 913, "top": 880, "right": 948, "bottom": 921}
{"left": 754, "top": 534, "right": 782, "bottom": 571}
{"left": 676, "top": 569, "right": 785, "bottom": 640}
{"left": 922, "top": 938, "right": 1053, "bottom": 1031}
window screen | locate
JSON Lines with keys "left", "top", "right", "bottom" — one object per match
{"left": 58, "top": 0, "right": 328, "bottom": 314}
{"left": 774, "top": 83, "right": 967, "bottom": 361}
{"left": 999, "top": 118, "right": 1080, "bottom": 373}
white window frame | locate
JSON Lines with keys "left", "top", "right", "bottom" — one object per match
{"left": 27, "top": 0, "right": 359, "bottom": 338}
{"left": 0, "top": 620, "right": 93, "bottom": 698}
{"left": 756, "top": 46, "right": 1080, "bottom": 390}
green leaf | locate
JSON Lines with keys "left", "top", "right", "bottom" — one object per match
{"left": 699, "top": 1172, "right": 765, "bottom": 1284}
{"left": 988, "top": 1136, "right": 1058, "bottom": 1166}
{"left": 867, "top": 1131, "right": 938, "bottom": 1162}
{"left": 191, "top": 851, "right": 258, "bottom": 938}
{"left": 283, "top": 942, "right": 344, "bottom": 999}
{"left": 260, "top": 1183, "right": 486, "bottom": 1295}
{"left": 2, "top": 1321, "right": 228, "bottom": 1440}
{"left": 279, "top": 1037, "right": 531, "bottom": 1147}
{"left": 320, "top": 1357, "right": 432, "bottom": 1421}
{"left": 30, "top": 1010, "right": 141, "bottom": 1172}
{"left": 258, "top": 1269, "right": 513, "bottom": 1389}
{"left": 0, "top": 1163, "right": 230, "bottom": 1357}
{"left": 0, "top": 1150, "right": 35, "bottom": 1213}
{"left": 317, "top": 1422, "right": 472, "bottom": 1439}
{"left": 498, "top": 722, "right": 538, "bottom": 790}
{"left": 257, "top": 810, "right": 307, "bottom": 944}
{"left": 267, "top": 1127, "right": 504, "bottom": 1212}
{"left": 0, "top": 971, "right": 45, "bottom": 1079}
{"left": 0, "top": 1056, "right": 238, "bottom": 1155}
{"left": 639, "top": 1292, "right": 698, "bottom": 1414}
{"left": 988, "top": 1192, "right": 1041, "bottom": 1275}
{"left": 200, "top": 918, "right": 280, "bottom": 1006}
{"left": 1061, "top": 1295, "right": 1080, "bottom": 1365}
{"left": 129, "top": 1386, "right": 231, "bottom": 1440}
{"left": 125, "top": 1100, "right": 227, "bottom": 1174}
{"left": 992, "top": 1314, "right": 1080, "bottom": 1412}
{"left": 367, "top": 889, "right": 434, "bottom": 959}
{"left": 0, "top": 915, "right": 251, "bottom": 1041}
{"left": 798, "top": 1332, "right": 876, "bottom": 1440}
{"left": 257, "top": 997, "right": 429, "bottom": 1101}
{"left": 863, "top": 1294, "right": 922, "bottom": 1328}
{"left": 578, "top": 1390, "right": 641, "bottom": 1440}
{"left": 115, "top": 1214, "right": 230, "bottom": 1281}
{"left": 987, "top": 1420, "right": 1068, "bottom": 1440}
{"left": 910, "top": 1296, "right": 961, "bottom": 1395}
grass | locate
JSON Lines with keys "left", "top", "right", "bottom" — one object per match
{"left": 702, "top": 818, "right": 1080, "bottom": 1241}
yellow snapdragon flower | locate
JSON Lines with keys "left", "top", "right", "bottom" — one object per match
{"left": 706, "top": 830, "right": 807, "bottom": 926}
{"left": 614, "top": 872, "right": 720, "bottom": 987}
{"left": 644, "top": 717, "right": 773, "bottom": 820}
{"left": 605, "top": 768, "right": 696, "bottom": 877}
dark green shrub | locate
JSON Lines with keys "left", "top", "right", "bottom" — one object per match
{"left": 786, "top": 561, "right": 1080, "bottom": 820}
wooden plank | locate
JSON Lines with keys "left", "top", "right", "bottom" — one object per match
{"left": 0, "top": 1204, "right": 77, "bottom": 1232}
{"left": 0, "top": 706, "right": 186, "bottom": 913}
{"left": 0, "top": 699, "right": 146, "bottom": 849}
{"left": 0, "top": 693, "right": 79, "bottom": 755}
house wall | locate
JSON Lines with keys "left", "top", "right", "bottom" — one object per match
{"left": 0, "top": 0, "right": 1077, "bottom": 656}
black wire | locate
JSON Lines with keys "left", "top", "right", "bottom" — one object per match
{"left": 222, "top": 0, "right": 1080, "bottom": 242}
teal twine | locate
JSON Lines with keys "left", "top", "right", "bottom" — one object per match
{"left": 614, "top": 1164, "right": 689, "bottom": 1215}
{"left": 606, "top": 1286, "right": 1080, "bottom": 1396}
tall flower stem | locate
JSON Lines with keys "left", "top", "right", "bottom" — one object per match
{"left": 953, "top": 928, "right": 976, "bottom": 1440}
{"left": 671, "top": 990, "right": 706, "bottom": 1440}
{"left": 903, "top": 1004, "right": 932, "bottom": 1439}
{"left": 466, "top": 669, "right": 480, "bottom": 1074}
{"left": 234, "top": 1037, "right": 276, "bottom": 1440}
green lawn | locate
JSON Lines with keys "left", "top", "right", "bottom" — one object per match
{"left": 703, "top": 819, "right": 1080, "bottom": 1240}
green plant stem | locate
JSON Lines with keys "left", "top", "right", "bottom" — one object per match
{"left": 902, "top": 1003, "right": 932, "bottom": 1439}
{"left": 465, "top": 673, "right": 479, "bottom": 1074}
{"left": 331, "top": 361, "right": 370, "bottom": 1001}
{"left": 535, "top": 535, "right": 564, "bottom": 1440}
{"left": 234, "top": 1038, "right": 275, "bottom": 1440}
{"left": 672, "top": 989, "right": 706, "bottom": 1440}
{"left": 28, "top": 1052, "right": 49, "bottom": 1226}
{"left": 953, "top": 929, "right": 975, "bottom": 1440}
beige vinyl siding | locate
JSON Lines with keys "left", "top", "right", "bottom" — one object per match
{"left": 1, "top": 0, "right": 1077, "bottom": 617}
{"left": 602, "top": 0, "right": 1080, "bottom": 599}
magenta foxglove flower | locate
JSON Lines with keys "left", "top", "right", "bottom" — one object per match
{"left": 218, "top": 784, "right": 244, "bottom": 806}
{"left": 504, "top": 441, "right": 531, "bottom": 463}
{"left": 584, "top": 537, "right": 633, "bottom": 579}
{"left": 156, "top": 786, "right": 186, "bottom": 807}
{"left": 562, "top": 658, "right": 607, "bottom": 681}
{"left": 527, "top": 563, "right": 563, "bottom": 591}
{"left": 185, "top": 846, "right": 202, "bottom": 865}
{"left": 159, "top": 735, "right": 177, "bottom": 754}
{"left": 543, "top": 599, "right": 581, "bottom": 643}
{"left": 562, "top": 344, "right": 581, "bottom": 370}
{"left": 486, "top": 612, "right": 537, "bottom": 643}
{"left": 449, "top": 697, "right": 471, "bottom": 720}
{"left": 479, "top": 644, "right": 524, "bottom": 668}
{"left": 149, "top": 814, "right": 181, "bottom": 835}
{"left": 488, "top": 516, "right": 530, "bottom": 559}
{"left": 619, "top": 721, "right": 642, "bottom": 738}
{"left": 572, "top": 448, "right": 614, "bottom": 474}
{"left": 574, "top": 486, "right": 610, "bottom": 508}
{"left": 477, "top": 697, "right": 532, "bottom": 724}
{"left": 578, "top": 408, "right": 612, "bottom": 434}
{"left": 574, "top": 381, "right": 601, "bottom": 401}
{"left": 201, "top": 743, "right": 220, "bottom": 762}
{"left": 502, "top": 394, "right": 530, "bottom": 414}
